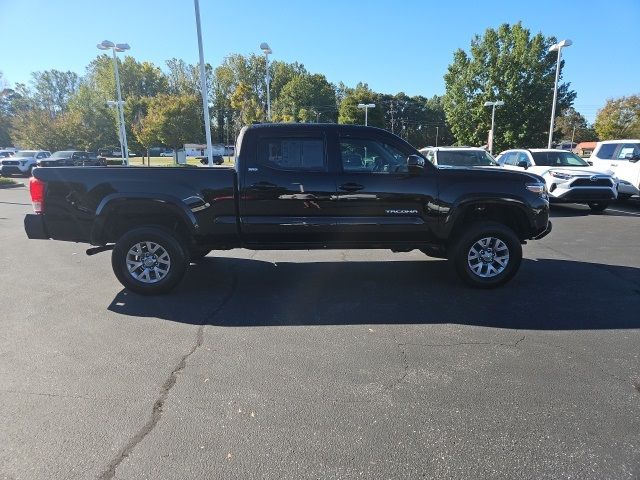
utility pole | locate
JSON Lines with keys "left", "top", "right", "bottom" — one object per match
{"left": 436, "top": 126, "right": 439, "bottom": 147}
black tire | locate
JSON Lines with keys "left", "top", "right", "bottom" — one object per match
{"left": 617, "top": 194, "right": 631, "bottom": 202}
{"left": 111, "top": 226, "right": 188, "bottom": 295}
{"left": 189, "top": 247, "right": 211, "bottom": 260}
{"left": 448, "top": 221, "right": 522, "bottom": 288}
{"left": 588, "top": 202, "right": 609, "bottom": 212}
{"left": 25, "top": 166, "right": 33, "bottom": 177}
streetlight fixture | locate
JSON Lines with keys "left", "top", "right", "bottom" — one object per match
{"left": 483, "top": 100, "right": 505, "bottom": 155}
{"left": 97, "top": 40, "right": 130, "bottom": 166}
{"left": 357, "top": 103, "right": 375, "bottom": 126}
{"left": 260, "top": 42, "right": 272, "bottom": 121}
{"left": 548, "top": 39, "right": 572, "bottom": 148}
{"left": 193, "top": 0, "right": 214, "bottom": 167}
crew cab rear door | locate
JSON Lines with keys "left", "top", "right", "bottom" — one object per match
{"left": 238, "top": 129, "right": 338, "bottom": 244}
{"left": 330, "top": 131, "right": 440, "bottom": 243}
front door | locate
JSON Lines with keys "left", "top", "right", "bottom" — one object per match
{"left": 239, "top": 131, "right": 337, "bottom": 245}
{"left": 611, "top": 142, "right": 640, "bottom": 188}
{"left": 330, "top": 132, "right": 440, "bottom": 245}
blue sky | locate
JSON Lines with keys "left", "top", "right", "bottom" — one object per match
{"left": 1, "top": 0, "right": 638, "bottom": 123}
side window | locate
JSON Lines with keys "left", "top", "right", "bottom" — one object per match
{"left": 517, "top": 152, "right": 530, "bottom": 165}
{"left": 36, "top": 153, "right": 45, "bottom": 159}
{"left": 501, "top": 152, "right": 515, "bottom": 165}
{"left": 426, "top": 150, "right": 435, "bottom": 164}
{"left": 257, "top": 137, "right": 326, "bottom": 171}
{"left": 596, "top": 144, "right": 617, "bottom": 159}
{"left": 616, "top": 143, "right": 640, "bottom": 160}
{"left": 340, "top": 138, "right": 409, "bottom": 174}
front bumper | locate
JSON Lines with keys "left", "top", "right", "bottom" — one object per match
{"left": 1, "top": 165, "right": 27, "bottom": 175}
{"left": 532, "top": 221, "right": 552, "bottom": 240}
{"left": 24, "top": 214, "right": 49, "bottom": 240}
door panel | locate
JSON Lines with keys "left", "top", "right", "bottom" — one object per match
{"left": 239, "top": 134, "right": 338, "bottom": 244}
{"left": 332, "top": 136, "right": 440, "bottom": 243}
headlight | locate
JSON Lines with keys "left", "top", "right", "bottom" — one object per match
{"left": 549, "top": 171, "right": 573, "bottom": 180}
{"left": 526, "top": 182, "right": 548, "bottom": 197}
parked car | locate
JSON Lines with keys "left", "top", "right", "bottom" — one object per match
{"left": 589, "top": 140, "right": 640, "bottom": 200}
{"left": 25, "top": 123, "right": 551, "bottom": 294}
{"left": 198, "top": 155, "right": 225, "bottom": 165}
{"left": 419, "top": 147, "right": 498, "bottom": 167}
{"left": 496, "top": 148, "right": 617, "bottom": 212}
{"left": 1, "top": 150, "right": 50, "bottom": 177}
{"left": 37, "top": 151, "right": 106, "bottom": 167}
{"left": 159, "top": 150, "right": 175, "bottom": 157}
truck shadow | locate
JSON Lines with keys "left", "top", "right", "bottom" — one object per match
{"left": 107, "top": 256, "right": 640, "bottom": 331}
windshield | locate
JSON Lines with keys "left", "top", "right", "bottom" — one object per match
{"left": 531, "top": 151, "right": 589, "bottom": 167}
{"left": 13, "top": 151, "right": 37, "bottom": 158}
{"left": 50, "top": 151, "right": 75, "bottom": 158}
{"left": 437, "top": 150, "right": 497, "bottom": 166}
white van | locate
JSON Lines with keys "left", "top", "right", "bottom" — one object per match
{"left": 589, "top": 140, "right": 640, "bottom": 199}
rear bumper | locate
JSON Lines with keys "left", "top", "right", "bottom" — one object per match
{"left": 24, "top": 214, "right": 49, "bottom": 239}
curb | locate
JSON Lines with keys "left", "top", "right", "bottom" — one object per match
{"left": 0, "top": 183, "right": 25, "bottom": 189}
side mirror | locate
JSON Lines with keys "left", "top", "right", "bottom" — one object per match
{"left": 407, "top": 154, "right": 425, "bottom": 174}
{"left": 587, "top": 160, "right": 593, "bottom": 166}
{"left": 517, "top": 160, "right": 529, "bottom": 169}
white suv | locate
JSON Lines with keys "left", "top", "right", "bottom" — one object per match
{"left": 589, "top": 140, "right": 640, "bottom": 200}
{"left": 496, "top": 148, "right": 617, "bottom": 212}
{"left": 0, "top": 150, "right": 50, "bottom": 177}
{"left": 419, "top": 147, "right": 499, "bottom": 167}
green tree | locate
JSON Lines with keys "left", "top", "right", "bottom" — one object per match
{"left": 138, "top": 94, "right": 203, "bottom": 150}
{"left": 230, "top": 82, "right": 264, "bottom": 125}
{"left": 29, "top": 70, "right": 80, "bottom": 118}
{"left": 64, "top": 84, "right": 119, "bottom": 151}
{"left": 443, "top": 23, "right": 576, "bottom": 151}
{"left": 272, "top": 73, "right": 336, "bottom": 122}
{"left": 594, "top": 95, "right": 640, "bottom": 140}
{"left": 85, "top": 55, "right": 168, "bottom": 100}
{"left": 338, "top": 83, "right": 384, "bottom": 127}
{"left": 554, "top": 107, "right": 598, "bottom": 143}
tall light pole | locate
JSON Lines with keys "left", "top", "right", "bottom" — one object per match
{"left": 97, "top": 40, "right": 130, "bottom": 166}
{"left": 260, "top": 43, "right": 272, "bottom": 121}
{"left": 548, "top": 39, "right": 572, "bottom": 148}
{"left": 435, "top": 126, "right": 439, "bottom": 147}
{"left": 106, "top": 100, "right": 125, "bottom": 160}
{"left": 193, "top": 0, "right": 214, "bottom": 167}
{"left": 357, "top": 103, "right": 375, "bottom": 126}
{"left": 483, "top": 100, "right": 504, "bottom": 155}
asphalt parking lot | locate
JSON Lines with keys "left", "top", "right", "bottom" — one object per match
{"left": 1, "top": 180, "right": 639, "bottom": 480}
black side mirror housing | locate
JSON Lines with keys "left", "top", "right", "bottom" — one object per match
{"left": 517, "top": 160, "right": 529, "bottom": 169}
{"left": 587, "top": 160, "right": 593, "bottom": 166}
{"left": 407, "top": 154, "right": 425, "bottom": 174}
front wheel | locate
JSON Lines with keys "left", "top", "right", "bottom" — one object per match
{"left": 111, "top": 226, "right": 188, "bottom": 295}
{"left": 588, "top": 202, "right": 609, "bottom": 212}
{"left": 449, "top": 222, "right": 522, "bottom": 288}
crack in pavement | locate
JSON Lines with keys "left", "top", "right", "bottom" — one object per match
{"left": 98, "top": 273, "right": 239, "bottom": 480}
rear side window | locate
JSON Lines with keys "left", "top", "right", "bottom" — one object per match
{"left": 257, "top": 138, "right": 326, "bottom": 171}
{"left": 616, "top": 143, "right": 640, "bottom": 160}
{"left": 595, "top": 144, "right": 617, "bottom": 159}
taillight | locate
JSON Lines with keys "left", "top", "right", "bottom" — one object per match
{"left": 29, "top": 177, "right": 46, "bottom": 214}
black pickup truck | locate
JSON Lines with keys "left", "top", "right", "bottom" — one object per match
{"left": 25, "top": 123, "right": 551, "bottom": 294}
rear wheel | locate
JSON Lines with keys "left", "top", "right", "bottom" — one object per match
{"left": 588, "top": 202, "right": 609, "bottom": 212}
{"left": 111, "top": 226, "right": 188, "bottom": 295}
{"left": 449, "top": 222, "right": 522, "bottom": 288}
